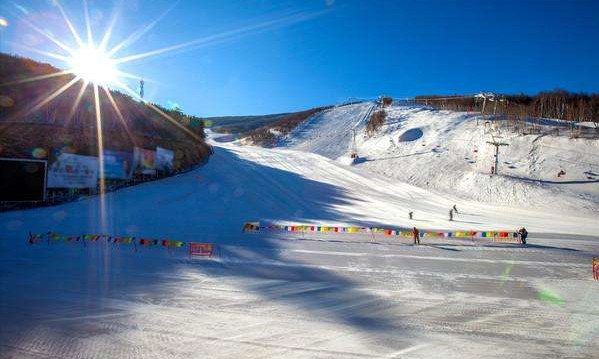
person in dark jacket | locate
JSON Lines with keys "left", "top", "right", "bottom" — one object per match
{"left": 409, "top": 211, "right": 414, "bottom": 220}
{"left": 518, "top": 227, "right": 528, "bottom": 245}
{"left": 413, "top": 227, "right": 420, "bottom": 245}
{"left": 449, "top": 209, "right": 454, "bottom": 221}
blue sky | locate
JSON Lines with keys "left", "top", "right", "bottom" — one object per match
{"left": 2, "top": 0, "right": 598, "bottom": 116}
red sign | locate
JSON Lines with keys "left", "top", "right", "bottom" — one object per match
{"left": 189, "top": 243, "right": 214, "bottom": 257}
{"left": 593, "top": 258, "right": 599, "bottom": 281}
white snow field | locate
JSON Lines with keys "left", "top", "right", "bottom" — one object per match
{"left": 283, "top": 102, "right": 599, "bottom": 212}
{"left": 1, "top": 115, "right": 599, "bottom": 358}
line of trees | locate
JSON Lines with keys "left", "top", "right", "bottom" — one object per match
{"left": 415, "top": 90, "right": 599, "bottom": 124}
{"left": 366, "top": 110, "right": 387, "bottom": 136}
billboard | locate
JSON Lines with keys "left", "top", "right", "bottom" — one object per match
{"left": 0, "top": 158, "right": 47, "bottom": 201}
{"left": 47, "top": 153, "right": 99, "bottom": 188}
{"left": 155, "top": 147, "right": 174, "bottom": 173}
{"left": 133, "top": 147, "right": 156, "bottom": 175}
{"left": 103, "top": 150, "right": 134, "bottom": 179}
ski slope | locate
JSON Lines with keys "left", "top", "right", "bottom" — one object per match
{"left": 283, "top": 103, "right": 599, "bottom": 212}
{"left": 1, "top": 129, "right": 599, "bottom": 358}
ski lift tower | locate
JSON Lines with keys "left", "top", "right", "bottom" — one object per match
{"left": 350, "top": 129, "right": 358, "bottom": 159}
{"left": 486, "top": 138, "right": 509, "bottom": 175}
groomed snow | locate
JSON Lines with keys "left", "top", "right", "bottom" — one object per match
{"left": 1, "top": 116, "right": 598, "bottom": 358}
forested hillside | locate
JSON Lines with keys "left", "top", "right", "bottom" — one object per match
{"left": 0, "top": 54, "right": 211, "bottom": 170}
{"left": 415, "top": 90, "right": 599, "bottom": 125}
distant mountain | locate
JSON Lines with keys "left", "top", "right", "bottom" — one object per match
{"left": 207, "top": 108, "right": 330, "bottom": 137}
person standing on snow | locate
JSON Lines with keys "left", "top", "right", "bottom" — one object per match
{"left": 413, "top": 227, "right": 420, "bottom": 245}
{"left": 453, "top": 204, "right": 458, "bottom": 214}
{"left": 518, "top": 227, "right": 528, "bottom": 245}
{"left": 449, "top": 209, "right": 454, "bottom": 221}
{"left": 409, "top": 211, "right": 414, "bottom": 220}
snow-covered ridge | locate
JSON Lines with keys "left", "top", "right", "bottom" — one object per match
{"left": 280, "top": 103, "right": 599, "bottom": 212}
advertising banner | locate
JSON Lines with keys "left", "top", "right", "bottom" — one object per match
{"left": 102, "top": 150, "right": 134, "bottom": 179}
{"left": 47, "top": 153, "right": 98, "bottom": 188}
{"left": 155, "top": 147, "right": 174, "bottom": 173}
{"left": 133, "top": 147, "right": 156, "bottom": 175}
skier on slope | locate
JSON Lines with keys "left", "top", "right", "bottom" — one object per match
{"left": 518, "top": 227, "right": 528, "bottom": 245}
{"left": 409, "top": 211, "right": 414, "bottom": 220}
{"left": 453, "top": 204, "right": 458, "bottom": 214}
{"left": 449, "top": 209, "right": 454, "bottom": 221}
{"left": 413, "top": 227, "right": 420, "bottom": 245}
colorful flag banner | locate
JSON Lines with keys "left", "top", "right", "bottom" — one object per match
{"left": 26, "top": 232, "right": 219, "bottom": 255}
{"left": 242, "top": 222, "right": 519, "bottom": 241}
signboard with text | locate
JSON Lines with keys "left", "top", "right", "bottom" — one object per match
{"left": 47, "top": 153, "right": 98, "bottom": 188}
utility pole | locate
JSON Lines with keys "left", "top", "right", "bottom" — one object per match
{"left": 481, "top": 96, "right": 487, "bottom": 115}
{"left": 493, "top": 99, "right": 497, "bottom": 116}
{"left": 486, "top": 140, "right": 509, "bottom": 175}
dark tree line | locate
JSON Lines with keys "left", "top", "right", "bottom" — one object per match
{"left": 381, "top": 97, "right": 393, "bottom": 107}
{"left": 366, "top": 110, "right": 387, "bottom": 136}
{"left": 415, "top": 90, "right": 599, "bottom": 124}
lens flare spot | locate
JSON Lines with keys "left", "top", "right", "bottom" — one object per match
{"left": 6, "top": 220, "right": 23, "bottom": 230}
{"left": 31, "top": 147, "right": 47, "bottom": 159}
{"left": 53, "top": 210, "right": 67, "bottom": 221}
{"left": 538, "top": 288, "right": 565, "bottom": 306}
{"left": 0, "top": 96, "right": 14, "bottom": 107}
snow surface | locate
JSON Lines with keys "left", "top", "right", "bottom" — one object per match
{"left": 283, "top": 103, "right": 599, "bottom": 212}
{"left": 1, "top": 112, "right": 599, "bottom": 358}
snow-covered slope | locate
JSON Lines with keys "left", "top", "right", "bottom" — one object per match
{"left": 2, "top": 132, "right": 599, "bottom": 359}
{"left": 280, "top": 103, "right": 374, "bottom": 159}
{"left": 2, "top": 137, "right": 596, "bottom": 238}
{"left": 282, "top": 103, "right": 599, "bottom": 213}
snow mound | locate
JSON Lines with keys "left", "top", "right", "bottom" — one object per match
{"left": 336, "top": 155, "right": 356, "bottom": 166}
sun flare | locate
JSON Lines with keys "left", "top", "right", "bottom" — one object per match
{"left": 68, "top": 44, "right": 117, "bottom": 85}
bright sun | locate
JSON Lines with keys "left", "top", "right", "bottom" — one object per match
{"left": 68, "top": 44, "right": 118, "bottom": 85}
